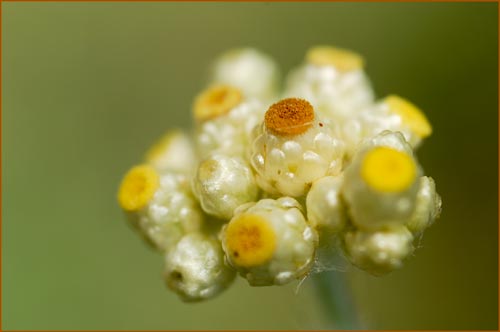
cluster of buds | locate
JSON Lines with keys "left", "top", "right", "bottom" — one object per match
{"left": 117, "top": 46, "right": 441, "bottom": 302}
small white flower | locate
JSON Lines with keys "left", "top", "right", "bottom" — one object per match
{"left": 164, "top": 233, "right": 236, "bottom": 302}
{"left": 284, "top": 45, "right": 374, "bottom": 124}
{"left": 342, "top": 225, "right": 414, "bottom": 276}
{"left": 144, "top": 129, "right": 197, "bottom": 174}
{"left": 192, "top": 154, "right": 259, "bottom": 220}
{"left": 118, "top": 165, "right": 203, "bottom": 251}
{"left": 251, "top": 98, "right": 344, "bottom": 197}
{"left": 342, "top": 133, "right": 421, "bottom": 231}
{"left": 406, "top": 176, "right": 442, "bottom": 235}
{"left": 221, "top": 197, "right": 318, "bottom": 286}
{"left": 211, "top": 48, "right": 280, "bottom": 101}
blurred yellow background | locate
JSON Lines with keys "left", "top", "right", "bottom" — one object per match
{"left": 2, "top": 2, "right": 498, "bottom": 330}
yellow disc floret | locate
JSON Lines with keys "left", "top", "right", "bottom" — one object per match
{"left": 306, "top": 45, "right": 364, "bottom": 72}
{"left": 264, "top": 98, "right": 315, "bottom": 136}
{"left": 225, "top": 214, "right": 276, "bottom": 268}
{"left": 361, "top": 147, "right": 416, "bottom": 193}
{"left": 385, "top": 95, "right": 432, "bottom": 138}
{"left": 118, "top": 164, "right": 159, "bottom": 212}
{"left": 193, "top": 85, "right": 242, "bottom": 121}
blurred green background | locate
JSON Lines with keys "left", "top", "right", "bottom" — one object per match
{"left": 2, "top": 2, "right": 498, "bottom": 330}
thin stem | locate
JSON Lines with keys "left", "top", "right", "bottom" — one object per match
{"left": 312, "top": 270, "right": 361, "bottom": 330}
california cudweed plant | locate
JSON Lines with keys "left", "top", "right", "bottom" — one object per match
{"left": 118, "top": 46, "right": 442, "bottom": 302}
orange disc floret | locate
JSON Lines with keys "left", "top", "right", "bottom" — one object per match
{"left": 193, "top": 85, "right": 242, "bottom": 121}
{"left": 264, "top": 98, "right": 315, "bottom": 136}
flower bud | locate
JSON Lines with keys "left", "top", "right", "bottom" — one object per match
{"left": 211, "top": 48, "right": 279, "bottom": 101}
{"left": 251, "top": 98, "right": 344, "bottom": 197}
{"left": 306, "top": 175, "right": 347, "bottom": 235}
{"left": 164, "top": 233, "right": 236, "bottom": 302}
{"left": 406, "top": 176, "right": 442, "bottom": 235}
{"left": 193, "top": 85, "right": 266, "bottom": 159}
{"left": 343, "top": 225, "right": 414, "bottom": 276}
{"left": 357, "top": 95, "right": 432, "bottom": 148}
{"left": 363, "top": 130, "right": 414, "bottom": 155}
{"left": 221, "top": 197, "right": 317, "bottom": 286}
{"left": 118, "top": 165, "right": 202, "bottom": 251}
{"left": 342, "top": 134, "right": 421, "bottom": 231}
{"left": 195, "top": 87, "right": 265, "bottom": 159}
{"left": 284, "top": 45, "right": 374, "bottom": 123}
{"left": 193, "top": 154, "right": 259, "bottom": 220}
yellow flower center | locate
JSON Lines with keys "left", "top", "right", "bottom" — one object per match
{"left": 384, "top": 95, "right": 432, "bottom": 138}
{"left": 306, "top": 46, "right": 364, "bottom": 72}
{"left": 361, "top": 147, "right": 416, "bottom": 193}
{"left": 225, "top": 214, "right": 276, "bottom": 268}
{"left": 193, "top": 85, "right": 242, "bottom": 121}
{"left": 118, "top": 164, "right": 159, "bottom": 211}
{"left": 264, "top": 98, "right": 315, "bottom": 136}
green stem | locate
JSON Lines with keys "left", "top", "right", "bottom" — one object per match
{"left": 312, "top": 270, "right": 361, "bottom": 330}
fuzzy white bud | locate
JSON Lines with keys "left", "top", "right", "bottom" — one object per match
{"left": 406, "top": 176, "right": 442, "bottom": 235}
{"left": 343, "top": 225, "right": 414, "bottom": 276}
{"left": 164, "top": 233, "right": 236, "bottom": 302}
{"left": 211, "top": 48, "right": 280, "bottom": 101}
{"left": 307, "top": 175, "right": 347, "bottom": 234}
{"left": 193, "top": 154, "right": 259, "bottom": 220}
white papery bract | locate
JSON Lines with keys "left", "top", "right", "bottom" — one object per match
{"left": 164, "top": 233, "right": 236, "bottom": 302}
{"left": 343, "top": 96, "right": 433, "bottom": 154}
{"left": 342, "top": 225, "right": 414, "bottom": 276}
{"left": 134, "top": 171, "right": 203, "bottom": 251}
{"left": 196, "top": 99, "right": 265, "bottom": 159}
{"left": 362, "top": 130, "right": 414, "bottom": 155}
{"left": 359, "top": 99, "right": 420, "bottom": 147}
{"left": 340, "top": 128, "right": 413, "bottom": 163}
{"left": 406, "top": 176, "right": 442, "bottom": 236}
{"left": 192, "top": 154, "right": 259, "bottom": 220}
{"left": 251, "top": 116, "right": 344, "bottom": 198}
{"left": 211, "top": 48, "right": 280, "bottom": 102}
{"left": 307, "top": 175, "right": 346, "bottom": 234}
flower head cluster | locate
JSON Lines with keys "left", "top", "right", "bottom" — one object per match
{"left": 117, "top": 46, "right": 441, "bottom": 301}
